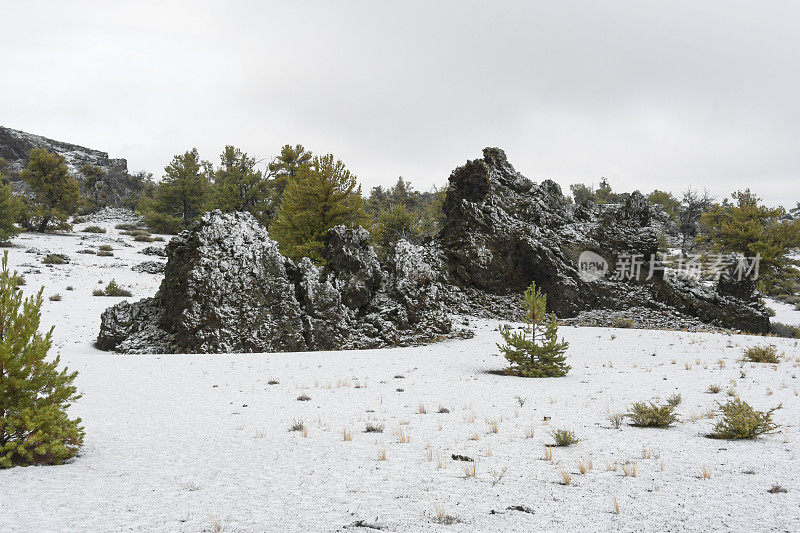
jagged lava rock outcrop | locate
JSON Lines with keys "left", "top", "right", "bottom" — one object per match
{"left": 0, "top": 125, "right": 144, "bottom": 206}
{"left": 98, "top": 211, "right": 455, "bottom": 354}
{"left": 438, "top": 147, "right": 770, "bottom": 333}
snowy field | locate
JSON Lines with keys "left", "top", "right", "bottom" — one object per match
{"left": 1, "top": 220, "right": 799, "bottom": 532}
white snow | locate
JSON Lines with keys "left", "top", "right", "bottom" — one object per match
{"left": 0, "top": 220, "right": 799, "bottom": 532}
{"left": 766, "top": 298, "right": 800, "bottom": 326}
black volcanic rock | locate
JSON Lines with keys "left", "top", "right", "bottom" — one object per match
{"left": 98, "top": 211, "right": 456, "bottom": 354}
{"left": 438, "top": 147, "right": 770, "bottom": 333}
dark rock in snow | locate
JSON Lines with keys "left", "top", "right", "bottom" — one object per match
{"left": 437, "top": 147, "right": 770, "bottom": 333}
{"left": 98, "top": 211, "right": 456, "bottom": 353}
{"left": 139, "top": 245, "right": 167, "bottom": 257}
{"left": 132, "top": 261, "right": 165, "bottom": 274}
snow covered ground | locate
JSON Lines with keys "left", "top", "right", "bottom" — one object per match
{"left": 1, "top": 220, "right": 799, "bottom": 532}
{"left": 766, "top": 298, "right": 800, "bottom": 326}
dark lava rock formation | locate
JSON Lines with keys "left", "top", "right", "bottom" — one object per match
{"left": 98, "top": 147, "right": 770, "bottom": 354}
{"left": 437, "top": 147, "right": 769, "bottom": 332}
{"left": 98, "top": 211, "right": 455, "bottom": 353}
{"left": 0, "top": 125, "right": 146, "bottom": 207}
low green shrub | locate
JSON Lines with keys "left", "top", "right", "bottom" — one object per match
{"left": 133, "top": 235, "right": 154, "bottom": 242}
{"left": 706, "top": 384, "right": 721, "bottom": 394}
{"left": 97, "top": 250, "right": 113, "bottom": 257}
{"left": 42, "top": 254, "right": 68, "bottom": 265}
{"left": 743, "top": 345, "right": 780, "bottom": 364}
{"left": 49, "top": 294, "right": 62, "bottom": 301}
{"left": 709, "top": 398, "right": 780, "bottom": 440}
{"left": 98, "top": 244, "right": 113, "bottom": 252}
{"left": 81, "top": 225, "right": 106, "bottom": 233}
{"left": 552, "top": 428, "right": 579, "bottom": 446}
{"left": 93, "top": 279, "right": 132, "bottom": 297}
{"left": 666, "top": 393, "right": 682, "bottom": 407}
{"left": 626, "top": 401, "right": 678, "bottom": 428}
{"left": 611, "top": 317, "right": 635, "bottom": 328}
{"left": 114, "top": 223, "right": 141, "bottom": 231}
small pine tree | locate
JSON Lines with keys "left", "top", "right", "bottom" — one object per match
{"left": 497, "top": 282, "right": 570, "bottom": 377}
{"left": 0, "top": 252, "right": 84, "bottom": 468}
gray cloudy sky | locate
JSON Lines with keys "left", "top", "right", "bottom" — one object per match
{"left": 2, "top": 1, "right": 799, "bottom": 205}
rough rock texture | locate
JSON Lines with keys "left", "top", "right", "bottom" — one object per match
{"left": 438, "top": 147, "right": 770, "bottom": 333}
{"left": 98, "top": 211, "right": 456, "bottom": 354}
{"left": 0, "top": 126, "right": 144, "bottom": 207}
{"left": 132, "top": 261, "right": 165, "bottom": 274}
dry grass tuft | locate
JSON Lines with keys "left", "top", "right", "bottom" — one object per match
{"left": 701, "top": 465, "right": 711, "bottom": 479}
{"left": 464, "top": 462, "right": 477, "bottom": 478}
{"left": 525, "top": 425, "right": 535, "bottom": 439}
{"left": 418, "top": 404, "right": 427, "bottom": 414}
{"left": 487, "top": 420, "right": 499, "bottom": 434}
{"left": 578, "top": 460, "right": 593, "bottom": 474}
{"left": 621, "top": 463, "right": 637, "bottom": 477}
{"left": 343, "top": 428, "right": 352, "bottom": 441}
{"left": 558, "top": 469, "right": 572, "bottom": 485}
{"left": 612, "top": 496, "right": 620, "bottom": 515}
{"left": 395, "top": 428, "right": 410, "bottom": 443}
{"left": 544, "top": 445, "right": 553, "bottom": 462}
{"left": 378, "top": 445, "right": 388, "bottom": 461}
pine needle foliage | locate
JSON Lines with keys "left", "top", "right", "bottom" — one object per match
{"left": 0, "top": 252, "right": 83, "bottom": 468}
{"left": 270, "top": 154, "right": 366, "bottom": 264}
{"left": 497, "top": 282, "right": 570, "bottom": 377}
{"left": 626, "top": 401, "right": 679, "bottom": 428}
{"left": 709, "top": 398, "right": 780, "bottom": 440}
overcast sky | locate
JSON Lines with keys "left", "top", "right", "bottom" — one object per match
{"left": 2, "top": 1, "right": 798, "bottom": 206}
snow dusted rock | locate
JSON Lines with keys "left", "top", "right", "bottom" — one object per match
{"left": 97, "top": 297, "right": 173, "bottom": 353}
{"left": 159, "top": 211, "right": 307, "bottom": 353}
{"left": 139, "top": 245, "right": 166, "bottom": 257}
{"left": 81, "top": 207, "right": 142, "bottom": 226}
{"left": 98, "top": 211, "right": 455, "bottom": 354}
{"left": 323, "top": 226, "right": 382, "bottom": 309}
{"left": 438, "top": 147, "right": 770, "bottom": 332}
{"left": 131, "top": 261, "right": 165, "bottom": 274}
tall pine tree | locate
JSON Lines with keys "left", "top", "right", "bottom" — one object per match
{"left": 211, "top": 146, "right": 271, "bottom": 224}
{"left": 270, "top": 154, "right": 366, "bottom": 263}
{"left": 142, "top": 148, "right": 210, "bottom": 234}
{"left": 20, "top": 148, "right": 81, "bottom": 232}
{"left": 0, "top": 173, "right": 24, "bottom": 243}
{"left": 0, "top": 252, "right": 84, "bottom": 468}
{"left": 497, "top": 282, "right": 570, "bottom": 377}
{"left": 266, "top": 144, "right": 312, "bottom": 214}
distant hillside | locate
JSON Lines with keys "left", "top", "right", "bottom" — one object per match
{"left": 0, "top": 126, "right": 146, "bottom": 207}
{"left": 0, "top": 125, "right": 129, "bottom": 180}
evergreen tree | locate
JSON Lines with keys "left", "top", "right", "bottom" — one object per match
{"left": 270, "top": 154, "right": 366, "bottom": 263}
{"left": 142, "top": 148, "right": 210, "bottom": 234}
{"left": 0, "top": 252, "right": 83, "bottom": 468}
{"left": 648, "top": 189, "right": 681, "bottom": 221}
{"left": 211, "top": 146, "right": 271, "bottom": 223}
{"left": 372, "top": 203, "right": 423, "bottom": 255}
{"left": 0, "top": 174, "right": 24, "bottom": 243}
{"left": 266, "top": 144, "right": 312, "bottom": 211}
{"left": 497, "top": 282, "right": 570, "bottom": 377}
{"left": 570, "top": 183, "right": 597, "bottom": 206}
{"left": 20, "top": 148, "right": 81, "bottom": 232}
{"left": 700, "top": 189, "right": 800, "bottom": 293}
{"left": 679, "top": 188, "right": 714, "bottom": 254}
{"left": 80, "top": 164, "right": 109, "bottom": 209}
